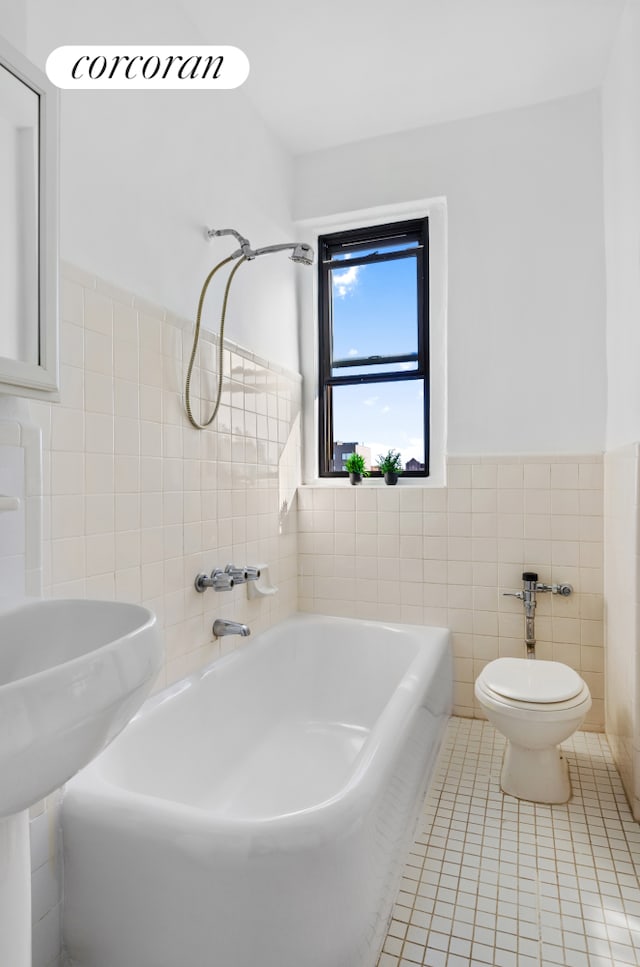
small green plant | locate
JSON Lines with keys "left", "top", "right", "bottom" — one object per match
{"left": 376, "top": 449, "right": 403, "bottom": 475}
{"left": 344, "top": 452, "right": 369, "bottom": 476}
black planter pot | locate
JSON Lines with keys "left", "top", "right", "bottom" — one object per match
{"left": 348, "top": 472, "right": 363, "bottom": 486}
{"left": 383, "top": 471, "right": 399, "bottom": 486}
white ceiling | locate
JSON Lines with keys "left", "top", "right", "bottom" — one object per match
{"left": 181, "top": 0, "right": 625, "bottom": 154}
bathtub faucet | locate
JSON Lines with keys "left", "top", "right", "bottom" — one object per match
{"left": 213, "top": 619, "right": 251, "bottom": 638}
{"left": 225, "top": 564, "right": 248, "bottom": 584}
{"left": 194, "top": 568, "right": 234, "bottom": 593}
{"left": 224, "top": 564, "right": 261, "bottom": 584}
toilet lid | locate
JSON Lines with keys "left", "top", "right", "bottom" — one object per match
{"left": 481, "top": 658, "right": 584, "bottom": 704}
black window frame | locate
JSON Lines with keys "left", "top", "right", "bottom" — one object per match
{"left": 318, "top": 217, "right": 430, "bottom": 478}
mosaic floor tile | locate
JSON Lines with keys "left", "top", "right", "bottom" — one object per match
{"left": 378, "top": 718, "right": 640, "bottom": 967}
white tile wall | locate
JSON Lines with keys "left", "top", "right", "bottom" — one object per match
{"left": 604, "top": 444, "right": 640, "bottom": 820}
{"left": 299, "top": 454, "right": 604, "bottom": 731}
{"left": 25, "top": 262, "right": 302, "bottom": 967}
{"left": 0, "top": 442, "right": 26, "bottom": 597}
{"left": 0, "top": 420, "right": 42, "bottom": 598}
{"left": 32, "top": 262, "right": 302, "bottom": 689}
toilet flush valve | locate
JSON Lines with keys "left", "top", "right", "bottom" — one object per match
{"left": 503, "top": 572, "right": 573, "bottom": 658}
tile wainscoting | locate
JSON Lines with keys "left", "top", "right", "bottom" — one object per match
{"left": 31, "top": 261, "right": 302, "bottom": 688}
{"left": 299, "top": 454, "right": 604, "bottom": 731}
{"left": 604, "top": 444, "right": 640, "bottom": 820}
{"left": 24, "top": 261, "right": 302, "bottom": 967}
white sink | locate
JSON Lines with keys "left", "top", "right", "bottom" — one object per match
{"left": 0, "top": 597, "right": 163, "bottom": 817}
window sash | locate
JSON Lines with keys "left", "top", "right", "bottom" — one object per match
{"left": 331, "top": 352, "right": 419, "bottom": 372}
{"left": 328, "top": 248, "right": 421, "bottom": 371}
{"left": 318, "top": 218, "right": 430, "bottom": 477}
{"left": 324, "top": 246, "right": 423, "bottom": 271}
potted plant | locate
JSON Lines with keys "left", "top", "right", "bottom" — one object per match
{"left": 377, "top": 449, "right": 403, "bottom": 486}
{"left": 344, "top": 452, "right": 369, "bottom": 485}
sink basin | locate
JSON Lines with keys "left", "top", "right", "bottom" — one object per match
{"left": 0, "top": 597, "right": 162, "bottom": 818}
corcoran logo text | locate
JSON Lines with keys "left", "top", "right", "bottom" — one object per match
{"left": 46, "top": 46, "right": 250, "bottom": 90}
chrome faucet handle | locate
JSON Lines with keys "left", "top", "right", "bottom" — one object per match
{"left": 194, "top": 568, "right": 235, "bottom": 593}
{"left": 503, "top": 590, "right": 524, "bottom": 600}
{"left": 245, "top": 566, "right": 261, "bottom": 582}
{"left": 211, "top": 568, "right": 235, "bottom": 591}
{"left": 224, "top": 564, "right": 248, "bottom": 584}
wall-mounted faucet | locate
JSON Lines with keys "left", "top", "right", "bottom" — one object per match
{"left": 224, "top": 565, "right": 248, "bottom": 584}
{"left": 195, "top": 565, "right": 262, "bottom": 593}
{"left": 194, "top": 568, "right": 234, "bottom": 593}
{"left": 503, "top": 571, "right": 573, "bottom": 659}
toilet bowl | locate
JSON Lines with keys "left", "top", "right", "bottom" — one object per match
{"left": 474, "top": 658, "right": 591, "bottom": 804}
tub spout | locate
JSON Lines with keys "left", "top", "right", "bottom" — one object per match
{"left": 213, "top": 619, "right": 251, "bottom": 638}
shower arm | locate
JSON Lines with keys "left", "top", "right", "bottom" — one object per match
{"left": 206, "top": 229, "right": 313, "bottom": 263}
{"left": 206, "top": 227, "right": 249, "bottom": 246}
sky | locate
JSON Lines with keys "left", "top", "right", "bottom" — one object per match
{"left": 330, "top": 251, "right": 425, "bottom": 467}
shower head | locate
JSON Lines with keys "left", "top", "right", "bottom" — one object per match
{"left": 251, "top": 240, "right": 315, "bottom": 265}
{"left": 208, "top": 228, "right": 314, "bottom": 266}
{"left": 290, "top": 243, "right": 314, "bottom": 266}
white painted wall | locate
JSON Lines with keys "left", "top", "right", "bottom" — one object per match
{"left": 294, "top": 92, "right": 607, "bottom": 456}
{"left": 602, "top": 0, "right": 640, "bottom": 450}
{"left": 0, "top": 0, "right": 26, "bottom": 51}
{"left": 23, "top": 0, "right": 302, "bottom": 371}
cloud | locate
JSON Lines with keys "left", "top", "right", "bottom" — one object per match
{"left": 347, "top": 347, "right": 359, "bottom": 357}
{"left": 363, "top": 396, "right": 379, "bottom": 407}
{"left": 332, "top": 265, "right": 360, "bottom": 298}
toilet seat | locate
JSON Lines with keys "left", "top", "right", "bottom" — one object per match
{"left": 481, "top": 658, "right": 583, "bottom": 703}
{"left": 476, "top": 659, "right": 591, "bottom": 716}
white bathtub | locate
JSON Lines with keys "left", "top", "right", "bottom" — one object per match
{"left": 62, "top": 614, "right": 452, "bottom": 967}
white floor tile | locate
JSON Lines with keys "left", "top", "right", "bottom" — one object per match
{"left": 377, "top": 717, "right": 640, "bottom": 967}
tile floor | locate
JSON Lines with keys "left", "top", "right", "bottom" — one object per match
{"left": 378, "top": 718, "right": 640, "bottom": 967}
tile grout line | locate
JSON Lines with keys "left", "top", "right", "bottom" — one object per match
{"left": 378, "top": 718, "right": 640, "bottom": 967}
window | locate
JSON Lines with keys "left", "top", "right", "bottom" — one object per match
{"left": 318, "top": 218, "right": 429, "bottom": 477}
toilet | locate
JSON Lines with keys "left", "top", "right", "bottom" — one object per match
{"left": 474, "top": 658, "right": 592, "bottom": 804}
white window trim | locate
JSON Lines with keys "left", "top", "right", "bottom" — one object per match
{"left": 295, "top": 197, "right": 448, "bottom": 486}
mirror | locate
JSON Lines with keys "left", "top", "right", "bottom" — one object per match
{"left": 0, "top": 34, "right": 58, "bottom": 399}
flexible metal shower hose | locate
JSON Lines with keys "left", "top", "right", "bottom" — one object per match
{"left": 184, "top": 254, "right": 247, "bottom": 429}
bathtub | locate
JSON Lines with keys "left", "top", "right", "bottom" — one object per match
{"left": 62, "top": 614, "right": 452, "bottom": 967}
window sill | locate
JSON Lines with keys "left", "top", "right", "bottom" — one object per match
{"left": 299, "top": 478, "right": 445, "bottom": 489}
